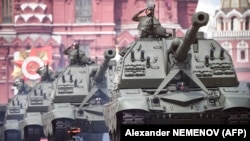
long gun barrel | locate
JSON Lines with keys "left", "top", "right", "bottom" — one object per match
{"left": 93, "top": 49, "right": 116, "bottom": 82}
{"left": 175, "top": 11, "right": 209, "bottom": 61}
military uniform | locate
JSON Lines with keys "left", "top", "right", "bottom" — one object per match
{"left": 120, "top": 5, "right": 171, "bottom": 57}
{"left": 36, "top": 65, "right": 56, "bottom": 81}
{"left": 64, "top": 43, "right": 91, "bottom": 65}
{"left": 132, "top": 4, "right": 171, "bottom": 38}
{"left": 13, "top": 79, "right": 31, "bottom": 95}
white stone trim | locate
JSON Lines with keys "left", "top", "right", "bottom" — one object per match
{"left": 212, "top": 30, "right": 250, "bottom": 38}
{"left": 221, "top": 41, "right": 233, "bottom": 56}
{"left": 14, "top": 23, "right": 52, "bottom": 27}
{"left": 21, "top": 3, "right": 47, "bottom": 11}
{"left": 236, "top": 40, "right": 249, "bottom": 63}
{"left": 242, "top": 9, "right": 250, "bottom": 18}
{"left": 0, "top": 31, "right": 16, "bottom": 35}
{"left": 214, "top": 10, "right": 226, "bottom": 19}
{"left": 15, "top": 14, "right": 53, "bottom": 23}
{"left": 226, "top": 9, "right": 242, "bottom": 18}
{"left": 52, "top": 31, "right": 116, "bottom": 35}
{"left": 52, "top": 23, "right": 115, "bottom": 26}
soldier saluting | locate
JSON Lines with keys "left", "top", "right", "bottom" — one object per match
{"left": 132, "top": 4, "right": 171, "bottom": 38}
{"left": 132, "top": 4, "right": 155, "bottom": 21}
{"left": 63, "top": 42, "right": 91, "bottom": 65}
{"left": 119, "top": 4, "right": 172, "bottom": 56}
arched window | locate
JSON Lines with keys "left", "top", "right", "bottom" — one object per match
{"left": 240, "top": 50, "right": 246, "bottom": 60}
{"left": 2, "top": 0, "right": 12, "bottom": 23}
{"left": 245, "top": 16, "right": 250, "bottom": 30}
{"left": 220, "top": 17, "right": 224, "bottom": 31}
{"left": 231, "top": 16, "right": 236, "bottom": 31}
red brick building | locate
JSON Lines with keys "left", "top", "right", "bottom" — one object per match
{"left": 0, "top": 0, "right": 198, "bottom": 104}
{"left": 211, "top": 0, "right": 250, "bottom": 82}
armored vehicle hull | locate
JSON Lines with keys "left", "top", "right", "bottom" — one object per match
{"left": 0, "top": 104, "right": 7, "bottom": 140}
{"left": 0, "top": 78, "right": 32, "bottom": 141}
{"left": 0, "top": 65, "right": 56, "bottom": 141}
{"left": 42, "top": 47, "right": 116, "bottom": 141}
{"left": 103, "top": 11, "right": 250, "bottom": 141}
{"left": 2, "top": 94, "right": 28, "bottom": 141}
{"left": 19, "top": 65, "right": 56, "bottom": 141}
{"left": 4, "top": 120, "right": 22, "bottom": 141}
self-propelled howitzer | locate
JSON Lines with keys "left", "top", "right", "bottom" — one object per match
{"left": 74, "top": 48, "right": 116, "bottom": 133}
{"left": 42, "top": 46, "right": 116, "bottom": 141}
{"left": 1, "top": 78, "right": 32, "bottom": 141}
{"left": 103, "top": 11, "right": 250, "bottom": 141}
{"left": 20, "top": 65, "right": 56, "bottom": 141}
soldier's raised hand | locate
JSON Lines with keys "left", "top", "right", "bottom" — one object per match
{"left": 139, "top": 8, "right": 146, "bottom": 13}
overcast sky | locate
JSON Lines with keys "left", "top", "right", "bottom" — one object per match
{"left": 196, "top": 0, "right": 221, "bottom": 14}
{"left": 195, "top": 0, "right": 221, "bottom": 33}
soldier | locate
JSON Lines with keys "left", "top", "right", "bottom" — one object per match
{"left": 63, "top": 42, "right": 80, "bottom": 65}
{"left": 36, "top": 64, "right": 56, "bottom": 81}
{"left": 132, "top": 4, "right": 155, "bottom": 22}
{"left": 64, "top": 42, "right": 92, "bottom": 65}
{"left": 119, "top": 4, "right": 172, "bottom": 57}
{"left": 132, "top": 4, "right": 171, "bottom": 38}
{"left": 13, "top": 78, "right": 31, "bottom": 95}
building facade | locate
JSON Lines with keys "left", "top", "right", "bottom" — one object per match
{"left": 0, "top": 0, "right": 198, "bottom": 104}
{"left": 212, "top": 0, "right": 250, "bottom": 82}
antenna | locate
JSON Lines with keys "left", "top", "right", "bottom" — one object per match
{"left": 46, "top": 63, "right": 49, "bottom": 80}
{"left": 150, "top": 4, "right": 156, "bottom": 37}
{"left": 158, "top": 0, "right": 159, "bottom": 20}
{"left": 76, "top": 40, "right": 80, "bottom": 64}
{"left": 83, "top": 35, "right": 86, "bottom": 53}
